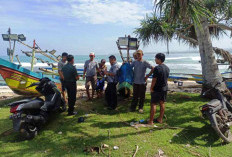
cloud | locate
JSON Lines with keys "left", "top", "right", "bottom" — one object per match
{"left": 69, "top": 0, "right": 149, "bottom": 26}
{"left": 0, "top": 0, "right": 151, "bottom": 28}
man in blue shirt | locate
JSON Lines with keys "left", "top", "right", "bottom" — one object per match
{"left": 104, "top": 55, "right": 120, "bottom": 110}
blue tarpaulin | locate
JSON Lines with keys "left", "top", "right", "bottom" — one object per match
{"left": 118, "top": 63, "right": 133, "bottom": 84}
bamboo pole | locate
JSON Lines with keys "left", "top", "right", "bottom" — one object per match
{"left": 9, "top": 40, "right": 12, "bottom": 62}
{"left": 31, "top": 40, "right": 36, "bottom": 72}
{"left": 35, "top": 43, "right": 58, "bottom": 60}
{"left": 15, "top": 55, "right": 21, "bottom": 66}
{"left": 116, "top": 41, "right": 125, "bottom": 62}
{"left": 127, "top": 36, "right": 130, "bottom": 62}
{"left": 18, "top": 40, "right": 59, "bottom": 62}
{"left": 8, "top": 28, "right": 12, "bottom": 62}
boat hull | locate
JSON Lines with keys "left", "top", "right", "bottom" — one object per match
{"left": 0, "top": 58, "right": 61, "bottom": 96}
{"left": 192, "top": 74, "right": 232, "bottom": 89}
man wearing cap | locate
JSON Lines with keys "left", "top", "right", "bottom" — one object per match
{"left": 83, "top": 52, "right": 99, "bottom": 101}
{"left": 62, "top": 55, "right": 80, "bottom": 116}
{"left": 104, "top": 55, "right": 119, "bottom": 110}
{"left": 130, "top": 50, "right": 154, "bottom": 113}
{"left": 58, "top": 52, "right": 68, "bottom": 103}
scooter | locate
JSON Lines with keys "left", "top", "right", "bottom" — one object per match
{"left": 8, "top": 77, "right": 66, "bottom": 139}
{"left": 200, "top": 82, "right": 232, "bottom": 143}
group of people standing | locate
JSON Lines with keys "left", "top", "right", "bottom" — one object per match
{"left": 58, "top": 50, "right": 169, "bottom": 125}
{"left": 58, "top": 52, "right": 119, "bottom": 115}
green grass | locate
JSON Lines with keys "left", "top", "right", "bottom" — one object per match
{"left": 0, "top": 93, "right": 232, "bottom": 157}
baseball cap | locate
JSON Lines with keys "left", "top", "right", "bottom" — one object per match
{"left": 89, "top": 52, "right": 95, "bottom": 56}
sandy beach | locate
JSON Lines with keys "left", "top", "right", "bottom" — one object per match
{"left": 0, "top": 80, "right": 201, "bottom": 100}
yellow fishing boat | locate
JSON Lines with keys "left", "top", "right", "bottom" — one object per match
{"left": 0, "top": 58, "right": 61, "bottom": 96}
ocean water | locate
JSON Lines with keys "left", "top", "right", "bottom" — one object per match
{"left": 0, "top": 52, "right": 230, "bottom": 85}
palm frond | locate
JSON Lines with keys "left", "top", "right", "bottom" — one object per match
{"left": 134, "top": 14, "right": 175, "bottom": 46}
{"left": 213, "top": 47, "right": 232, "bottom": 65}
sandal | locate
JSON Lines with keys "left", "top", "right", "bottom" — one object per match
{"left": 153, "top": 118, "right": 161, "bottom": 124}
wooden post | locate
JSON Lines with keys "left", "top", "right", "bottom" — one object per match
{"left": 116, "top": 41, "right": 125, "bottom": 62}
{"left": 7, "top": 28, "right": 12, "bottom": 62}
{"left": 127, "top": 47, "right": 129, "bottom": 62}
{"left": 31, "top": 40, "right": 36, "bottom": 72}
{"left": 11, "top": 40, "right": 16, "bottom": 62}
{"left": 8, "top": 40, "right": 12, "bottom": 62}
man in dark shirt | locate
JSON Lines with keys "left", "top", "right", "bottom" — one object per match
{"left": 148, "top": 53, "right": 170, "bottom": 125}
{"left": 58, "top": 52, "right": 68, "bottom": 103}
{"left": 62, "top": 55, "right": 80, "bottom": 116}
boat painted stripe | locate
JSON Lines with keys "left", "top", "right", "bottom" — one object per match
{"left": 0, "top": 58, "right": 43, "bottom": 78}
{"left": 0, "top": 63, "right": 59, "bottom": 83}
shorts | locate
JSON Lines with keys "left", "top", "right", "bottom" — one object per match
{"left": 151, "top": 91, "right": 167, "bottom": 104}
{"left": 96, "top": 78, "right": 105, "bottom": 91}
{"left": 60, "top": 79, "right": 65, "bottom": 92}
{"left": 85, "top": 76, "right": 97, "bottom": 90}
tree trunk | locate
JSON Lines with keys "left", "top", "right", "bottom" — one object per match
{"left": 195, "top": 17, "right": 228, "bottom": 98}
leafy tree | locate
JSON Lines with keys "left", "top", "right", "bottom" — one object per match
{"left": 135, "top": 0, "right": 232, "bottom": 97}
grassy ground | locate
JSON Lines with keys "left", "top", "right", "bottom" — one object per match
{"left": 0, "top": 93, "right": 232, "bottom": 157}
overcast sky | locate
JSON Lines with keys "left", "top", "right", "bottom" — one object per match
{"left": 0, "top": 0, "right": 231, "bottom": 56}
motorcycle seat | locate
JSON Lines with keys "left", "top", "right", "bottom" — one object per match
{"left": 8, "top": 99, "right": 32, "bottom": 107}
{"left": 206, "top": 99, "right": 221, "bottom": 107}
{"left": 17, "top": 99, "right": 44, "bottom": 111}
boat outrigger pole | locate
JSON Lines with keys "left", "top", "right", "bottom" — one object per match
{"left": 31, "top": 40, "right": 36, "bottom": 71}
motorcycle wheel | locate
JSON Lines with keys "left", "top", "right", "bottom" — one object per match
{"left": 211, "top": 113, "right": 232, "bottom": 143}
{"left": 20, "top": 124, "right": 38, "bottom": 140}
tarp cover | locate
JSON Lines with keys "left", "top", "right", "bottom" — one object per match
{"left": 118, "top": 63, "right": 133, "bottom": 84}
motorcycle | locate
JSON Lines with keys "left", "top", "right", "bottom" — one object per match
{"left": 200, "top": 82, "right": 232, "bottom": 143}
{"left": 8, "top": 77, "right": 66, "bottom": 139}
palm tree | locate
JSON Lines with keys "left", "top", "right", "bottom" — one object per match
{"left": 135, "top": 0, "right": 232, "bottom": 98}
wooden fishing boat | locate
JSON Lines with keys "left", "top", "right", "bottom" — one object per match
{"left": 191, "top": 73, "right": 232, "bottom": 89}
{"left": 0, "top": 58, "right": 61, "bottom": 96}
{"left": 0, "top": 28, "right": 62, "bottom": 96}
